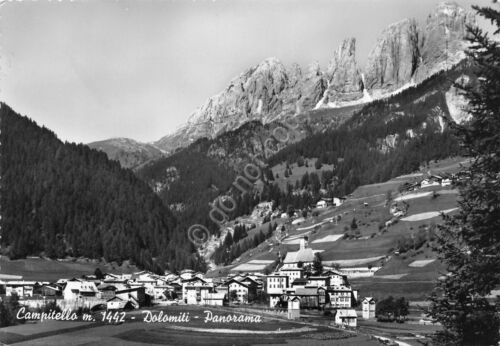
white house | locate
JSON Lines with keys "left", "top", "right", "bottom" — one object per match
{"left": 420, "top": 179, "right": 440, "bottom": 188}
{"left": 278, "top": 268, "right": 304, "bottom": 286}
{"left": 181, "top": 277, "right": 207, "bottom": 300}
{"left": 227, "top": 280, "right": 248, "bottom": 303}
{"left": 266, "top": 274, "right": 288, "bottom": 307}
{"left": 316, "top": 200, "right": 327, "bottom": 209}
{"left": 328, "top": 285, "right": 354, "bottom": 308}
{"left": 335, "top": 309, "right": 357, "bottom": 327}
{"left": 5, "top": 281, "right": 36, "bottom": 297}
{"left": 441, "top": 178, "right": 452, "bottom": 187}
{"left": 183, "top": 281, "right": 214, "bottom": 305}
{"left": 63, "top": 279, "right": 98, "bottom": 301}
{"left": 225, "top": 279, "right": 257, "bottom": 303}
{"left": 287, "top": 296, "right": 301, "bottom": 320}
{"left": 333, "top": 198, "right": 344, "bottom": 207}
{"left": 362, "top": 297, "right": 376, "bottom": 319}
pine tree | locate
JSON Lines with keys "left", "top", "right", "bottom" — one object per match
{"left": 429, "top": 4, "right": 500, "bottom": 345}
{"left": 313, "top": 253, "right": 323, "bottom": 275}
{"left": 224, "top": 232, "right": 234, "bottom": 248}
{"left": 350, "top": 218, "right": 358, "bottom": 230}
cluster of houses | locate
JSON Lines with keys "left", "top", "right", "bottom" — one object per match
{"left": 264, "top": 237, "right": 364, "bottom": 327}
{"left": 0, "top": 238, "right": 377, "bottom": 329}
{"left": 315, "top": 197, "right": 345, "bottom": 209}
{"left": 399, "top": 173, "right": 454, "bottom": 193}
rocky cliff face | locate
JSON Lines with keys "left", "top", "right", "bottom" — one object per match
{"left": 364, "top": 18, "right": 420, "bottom": 94}
{"left": 323, "top": 38, "right": 364, "bottom": 105}
{"left": 414, "top": 1, "right": 476, "bottom": 81}
{"left": 445, "top": 75, "right": 472, "bottom": 124}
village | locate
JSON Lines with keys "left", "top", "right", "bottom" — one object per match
{"left": 0, "top": 235, "right": 374, "bottom": 329}
{"left": 0, "top": 170, "right": 464, "bottom": 330}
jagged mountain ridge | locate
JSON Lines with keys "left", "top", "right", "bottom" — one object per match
{"left": 89, "top": 2, "right": 473, "bottom": 167}
{"left": 154, "top": 1, "right": 474, "bottom": 154}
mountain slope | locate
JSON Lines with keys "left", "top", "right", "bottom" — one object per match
{"left": 0, "top": 104, "right": 203, "bottom": 272}
{"left": 87, "top": 137, "right": 164, "bottom": 170}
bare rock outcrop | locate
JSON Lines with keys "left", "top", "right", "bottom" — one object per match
{"left": 323, "top": 38, "right": 364, "bottom": 105}
{"left": 364, "top": 18, "right": 420, "bottom": 94}
{"left": 415, "top": 1, "right": 475, "bottom": 81}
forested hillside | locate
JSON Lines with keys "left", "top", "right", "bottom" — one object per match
{"left": 0, "top": 104, "right": 204, "bottom": 272}
{"left": 137, "top": 147, "right": 237, "bottom": 236}
{"left": 268, "top": 66, "right": 469, "bottom": 196}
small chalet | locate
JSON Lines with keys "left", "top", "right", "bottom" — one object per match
{"left": 334, "top": 309, "right": 357, "bottom": 327}
{"left": 362, "top": 297, "right": 376, "bottom": 319}
{"left": 287, "top": 296, "right": 301, "bottom": 319}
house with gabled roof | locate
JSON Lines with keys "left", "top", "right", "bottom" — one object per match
{"left": 181, "top": 277, "right": 207, "bottom": 301}
{"left": 327, "top": 285, "right": 354, "bottom": 308}
{"left": 322, "top": 270, "right": 348, "bottom": 286}
{"left": 335, "top": 309, "right": 357, "bottom": 327}
{"left": 286, "top": 286, "right": 327, "bottom": 309}
{"left": 183, "top": 281, "right": 214, "bottom": 305}
{"left": 63, "top": 278, "right": 98, "bottom": 301}
{"left": 287, "top": 296, "right": 301, "bottom": 319}
{"left": 265, "top": 273, "right": 288, "bottom": 307}
{"left": 224, "top": 278, "right": 256, "bottom": 304}
{"left": 362, "top": 297, "right": 376, "bottom": 319}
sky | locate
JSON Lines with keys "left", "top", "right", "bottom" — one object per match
{"left": 0, "top": 0, "right": 495, "bottom": 144}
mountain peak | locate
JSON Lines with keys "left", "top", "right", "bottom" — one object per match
{"left": 151, "top": 3, "right": 474, "bottom": 153}
{"left": 318, "top": 37, "right": 363, "bottom": 107}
